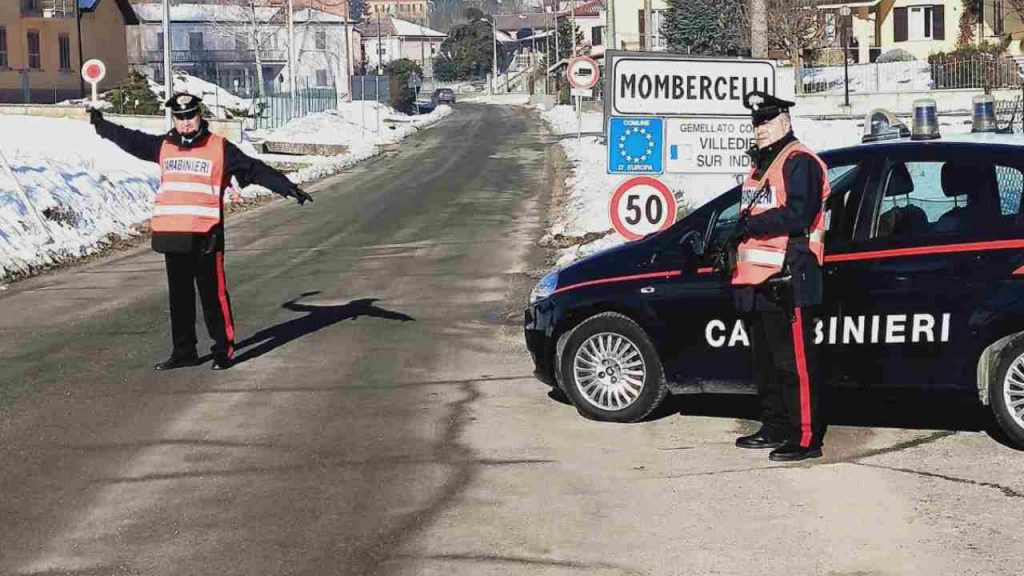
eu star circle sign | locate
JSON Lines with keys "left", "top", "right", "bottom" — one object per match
{"left": 81, "top": 59, "right": 106, "bottom": 84}
{"left": 609, "top": 177, "right": 677, "bottom": 241}
{"left": 566, "top": 56, "right": 600, "bottom": 90}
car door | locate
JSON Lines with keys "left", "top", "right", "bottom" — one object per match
{"left": 825, "top": 145, "right": 1024, "bottom": 392}
{"left": 643, "top": 190, "right": 750, "bottom": 389}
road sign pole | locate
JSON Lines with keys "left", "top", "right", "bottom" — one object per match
{"left": 576, "top": 95, "right": 582, "bottom": 141}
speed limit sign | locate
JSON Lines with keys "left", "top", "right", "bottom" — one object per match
{"left": 609, "top": 177, "right": 677, "bottom": 241}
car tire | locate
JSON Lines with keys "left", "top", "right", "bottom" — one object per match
{"left": 558, "top": 312, "right": 667, "bottom": 423}
{"left": 989, "top": 341, "right": 1024, "bottom": 449}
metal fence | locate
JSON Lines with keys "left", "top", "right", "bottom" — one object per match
{"left": 802, "top": 57, "right": 1024, "bottom": 94}
{"left": 236, "top": 83, "right": 339, "bottom": 131}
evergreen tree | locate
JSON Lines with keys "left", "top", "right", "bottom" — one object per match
{"left": 386, "top": 58, "right": 423, "bottom": 114}
{"left": 435, "top": 10, "right": 494, "bottom": 81}
{"left": 661, "top": 0, "right": 744, "bottom": 56}
{"left": 105, "top": 72, "right": 162, "bottom": 116}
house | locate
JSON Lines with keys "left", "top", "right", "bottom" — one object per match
{"left": 127, "top": 3, "right": 357, "bottom": 96}
{"left": 608, "top": 0, "right": 668, "bottom": 51}
{"left": 356, "top": 15, "right": 445, "bottom": 70}
{"left": 817, "top": 0, "right": 1023, "bottom": 62}
{"left": 0, "top": 0, "right": 139, "bottom": 103}
{"left": 364, "top": 0, "right": 429, "bottom": 21}
{"left": 569, "top": 0, "right": 606, "bottom": 56}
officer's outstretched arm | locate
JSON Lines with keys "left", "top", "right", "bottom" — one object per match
{"left": 223, "top": 142, "right": 312, "bottom": 205}
{"left": 88, "top": 108, "right": 163, "bottom": 163}
{"left": 744, "top": 154, "right": 823, "bottom": 238}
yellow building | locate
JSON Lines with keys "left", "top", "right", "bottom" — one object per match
{"left": 820, "top": 0, "right": 1023, "bottom": 62}
{"left": 0, "top": 0, "right": 138, "bottom": 103}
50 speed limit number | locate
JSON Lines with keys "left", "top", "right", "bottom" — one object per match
{"left": 609, "top": 177, "right": 677, "bottom": 240}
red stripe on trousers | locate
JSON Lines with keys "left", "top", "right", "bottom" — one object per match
{"left": 216, "top": 252, "right": 235, "bottom": 358}
{"left": 791, "top": 307, "right": 812, "bottom": 448}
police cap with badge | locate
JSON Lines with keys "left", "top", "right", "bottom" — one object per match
{"left": 165, "top": 92, "right": 203, "bottom": 119}
{"left": 743, "top": 91, "right": 795, "bottom": 126}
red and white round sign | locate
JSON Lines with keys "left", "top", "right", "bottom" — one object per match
{"left": 609, "top": 177, "right": 677, "bottom": 241}
{"left": 566, "top": 56, "right": 600, "bottom": 90}
{"left": 81, "top": 59, "right": 106, "bottom": 85}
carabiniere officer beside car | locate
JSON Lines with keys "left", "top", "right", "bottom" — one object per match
{"left": 725, "top": 91, "right": 832, "bottom": 462}
{"left": 89, "top": 92, "right": 313, "bottom": 371}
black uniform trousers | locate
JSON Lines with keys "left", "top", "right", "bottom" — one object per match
{"left": 748, "top": 304, "right": 825, "bottom": 449}
{"left": 164, "top": 249, "right": 235, "bottom": 359}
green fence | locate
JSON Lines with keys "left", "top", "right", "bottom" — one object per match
{"left": 239, "top": 82, "right": 339, "bottom": 131}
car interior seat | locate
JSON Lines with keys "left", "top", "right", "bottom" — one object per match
{"left": 935, "top": 162, "right": 1001, "bottom": 234}
{"left": 877, "top": 163, "right": 929, "bottom": 237}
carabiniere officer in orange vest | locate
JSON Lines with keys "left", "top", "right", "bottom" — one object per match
{"left": 727, "top": 91, "right": 831, "bottom": 462}
{"left": 89, "top": 92, "right": 313, "bottom": 371}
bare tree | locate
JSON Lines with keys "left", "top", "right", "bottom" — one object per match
{"left": 767, "top": 0, "right": 827, "bottom": 92}
{"left": 210, "top": 0, "right": 287, "bottom": 98}
{"left": 749, "top": 0, "right": 766, "bottom": 58}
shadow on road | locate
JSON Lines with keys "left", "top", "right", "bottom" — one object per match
{"left": 651, "top": 390, "right": 1022, "bottom": 448}
{"left": 233, "top": 292, "right": 415, "bottom": 364}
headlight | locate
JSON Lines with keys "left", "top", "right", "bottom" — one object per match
{"left": 530, "top": 271, "right": 559, "bottom": 304}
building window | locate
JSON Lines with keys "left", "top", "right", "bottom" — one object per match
{"left": 650, "top": 10, "right": 667, "bottom": 50}
{"left": 994, "top": 0, "right": 1005, "bottom": 35}
{"left": 27, "top": 30, "right": 41, "bottom": 69}
{"left": 0, "top": 27, "right": 7, "bottom": 69}
{"left": 236, "top": 36, "right": 249, "bottom": 50}
{"left": 189, "top": 32, "right": 204, "bottom": 51}
{"left": 156, "top": 31, "right": 164, "bottom": 50}
{"left": 592, "top": 26, "right": 603, "bottom": 46}
{"left": 893, "top": 5, "right": 944, "bottom": 42}
{"left": 21, "top": 0, "right": 39, "bottom": 12}
{"left": 316, "top": 29, "right": 327, "bottom": 50}
{"left": 316, "top": 69, "right": 329, "bottom": 86}
{"left": 59, "top": 33, "right": 71, "bottom": 70}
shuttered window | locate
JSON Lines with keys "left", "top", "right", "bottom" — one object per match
{"left": 27, "top": 30, "right": 40, "bottom": 69}
{"left": 59, "top": 33, "right": 71, "bottom": 70}
{"left": 0, "top": 28, "right": 7, "bottom": 69}
{"left": 638, "top": 10, "right": 645, "bottom": 50}
{"left": 894, "top": 7, "right": 908, "bottom": 42}
{"left": 933, "top": 5, "right": 945, "bottom": 40}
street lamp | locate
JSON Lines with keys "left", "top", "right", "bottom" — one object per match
{"left": 840, "top": 5, "right": 851, "bottom": 109}
{"left": 478, "top": 18, "right": 498, "bottom": 95}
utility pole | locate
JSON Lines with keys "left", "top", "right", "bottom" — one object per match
{"left": 750, "top": 0, "right": 767, "bottom": 58}
{"left": 76, "top": 1, "right": 85, "bottom": 98}
{"left": 162, "top": 0, "right": 172, "bottom": 128}
{"left": 288, "top": 0, "right": 296, "bottom": 107}
{"left": 606, "top": 0, "right": 615, "bottom": 52}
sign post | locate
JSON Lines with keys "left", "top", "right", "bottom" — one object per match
{"left": 567, "top": 55, "right": 600, "bottom": 141}
{"left": 80, "top": 59, "right": 106, "bottom": 105}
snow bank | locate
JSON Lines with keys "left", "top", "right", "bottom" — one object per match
{"left": 245, "top": 102, "right": 453, "bottom": 184}
{"left": 0, "top": 116, "right": 159, "bottom": 280}
{"left": 152, "top": 72, "right": 254, "bottom": 120}
{"left": 539, "top": 104, "right": 604, "bottom": 135}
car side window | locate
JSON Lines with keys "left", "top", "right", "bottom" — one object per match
{"left": 872, "top": 160, "right": 1015, "bottom": 239}
{"left": 825, "top": 164, "right": 860, "bottom": 243}
{"left": 705, "top": 198, "right": 741, "bottom": 259}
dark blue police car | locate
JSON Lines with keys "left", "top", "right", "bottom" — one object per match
{"left": 525, "top": 103, "right": 1024, "bottom": 447}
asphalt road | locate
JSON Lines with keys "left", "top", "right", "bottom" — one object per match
{"left": 2, "top": 104, "right": 1024, "bottom": 576}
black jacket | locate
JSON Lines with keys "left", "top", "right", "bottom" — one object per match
{"left": 94, "top": 117, "right": 296, "bottom": 254}
{"left": 734, "top": 132, "right": 827, "bottom": 311}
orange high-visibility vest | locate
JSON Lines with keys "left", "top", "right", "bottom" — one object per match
{"left": 152, "top": 135, "right": 226, "bottom": 234}
{"left": 731, "top": 141, "right": 830, "bottom": 286}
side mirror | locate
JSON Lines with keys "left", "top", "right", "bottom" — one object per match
{"left": 679, "top": 229, "right": 705, "bottom": 257}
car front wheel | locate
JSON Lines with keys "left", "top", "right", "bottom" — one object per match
{"left": 558, "top": 312, "right": 667, "bottom": 423}
{"left": 990, "top": 342, "right": 1024, "bottom": 448}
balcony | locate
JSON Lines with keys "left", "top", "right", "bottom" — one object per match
{"left": 21, "top": 0, "right": 77, "bottom": 18}
{"left": 142, "top": 49, "right": 289, "bottom": 65}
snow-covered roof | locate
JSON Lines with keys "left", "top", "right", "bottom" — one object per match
{"left": 133, "top": 4, "right": 347, "bottom": 24}
{"left": 358, "top": 16, "right": 445, "bottom": 38}
{"left": 391, "top": 18, "right": 446, "bottom": 38}
{"left": 494, "top": 12, "right": 558, "bottom": 31}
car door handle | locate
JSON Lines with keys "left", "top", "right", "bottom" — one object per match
{"left": 640, "top": 286, "right": 655, "bottom": 294}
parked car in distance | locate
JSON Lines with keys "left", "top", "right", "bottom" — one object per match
{"left": 433, "top": 88, "right": 455, "bottom": 105}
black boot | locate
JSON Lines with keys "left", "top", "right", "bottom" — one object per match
{"left": 735, "top": 429, "right": 787, "bottom": 449}
{"left": 769, "top": 443, "right": 822, "bottom": 462}
{"left": 211, "top": 355, "right": 234, "bottom": 371}
{"left": 154, "top": 351, "right": 199, "bottom": 371}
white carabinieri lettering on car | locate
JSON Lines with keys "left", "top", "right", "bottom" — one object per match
{"left": 163, "top": 157, "right": 213, "bottom": 176}
{"left": 705, "top": 313, "right": 952, "bottom": 348}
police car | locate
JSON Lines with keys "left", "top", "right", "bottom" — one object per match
{"left": 525, "top": 97, "right": 1024, "bottom": 447}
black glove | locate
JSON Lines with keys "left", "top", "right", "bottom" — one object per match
{"left": 291, "top": 186, "right": 313, "bottom": 205}
{"left": 727, "top": 220, "right": 750, "bottom": 246}
{"left": 88, "top": 106, "right": 103, "bottom": 126}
